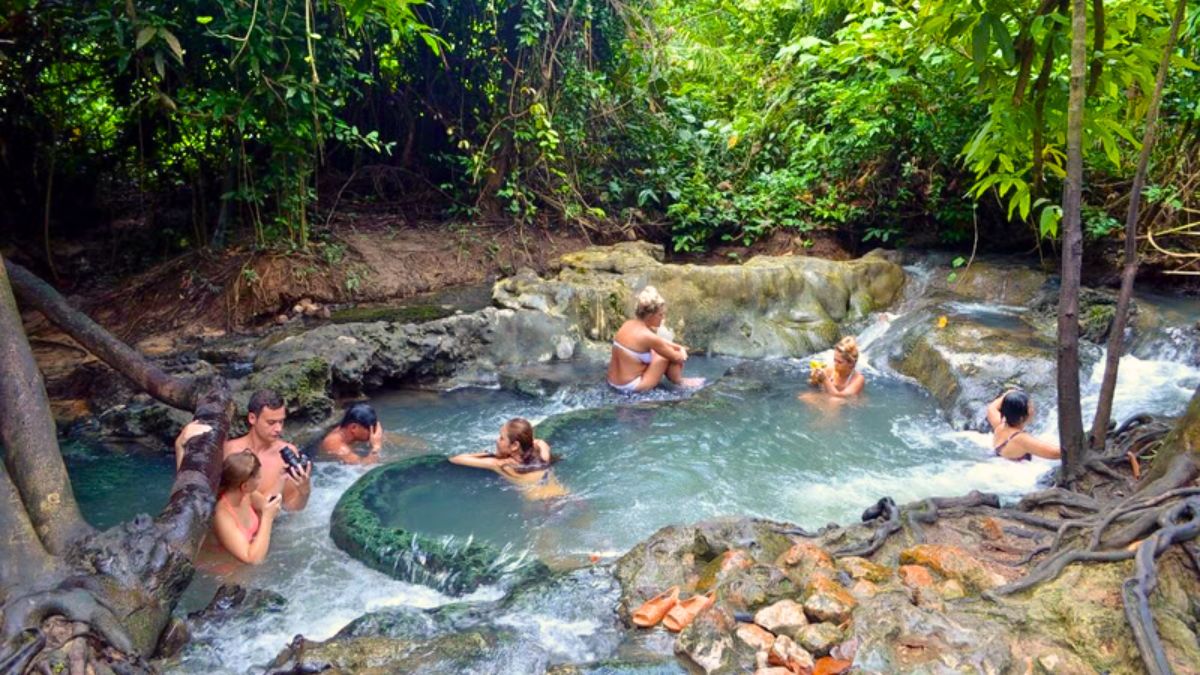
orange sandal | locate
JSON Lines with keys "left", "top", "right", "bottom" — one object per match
{"left": 663, "top": 591, "right": 715, "bottom": 632}
{"left": 632, "top": 586, "right": 680, "bottom": 628}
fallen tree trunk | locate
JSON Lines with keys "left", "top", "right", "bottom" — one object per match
{"left": 4, "top": 259, "right": 199, "bottom": 411}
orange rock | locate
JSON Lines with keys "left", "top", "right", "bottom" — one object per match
{"left": 803, "top": 575, "right": 857, "bottom": 624}
{"left": 898, "top": 564, "right": 935, "bottom": 589}
{"left": 899, "top": 544, "right": 1005, "bottom": 592}
{"left": 721, "top": 548, "right": 755, "bottom": 572}
{"left": 768, "top": 635, "right": 815, "bottom": 673}
{"left": 754, "top": 599, "right": 808, "bottom": 635}
{"left": 837, "top": 556, "right": 892, "bottom": 583}
{"left": 779, "top": 541, "right": 835, "bottom": 570}
{"left": 737, "top": 622, "right": 777, "bottom": 652}
{"left": 813, "top": 656, "right": 853, "bottom": 675}
{"left": 753, "top": 668, "right": 795, "bottom": 675}
{"left": 978, "top": 517, "right": 1005, "bottom": 541}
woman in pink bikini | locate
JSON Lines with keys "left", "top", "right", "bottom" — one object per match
{"left": 607, "top": 286, "right": 704, "bottom": 393}
{"left": 211, "top": 450, "right": 282, "bottom": 565}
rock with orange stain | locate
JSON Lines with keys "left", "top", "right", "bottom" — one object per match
{"left": 976, "top": 517, "right": 1005, "bottom": 541}
{"left": 899, "top": 545, "right": 1006, "bottom": 592}
{"left": 768, "top": 635, "right": 815, "bottom": 674}
{"left": 812, "top": 656, "right": 853, "bottom": 675}
{"left": 837, "top": 556, "right": 892, "bottom": 583}
{"left": 779, "top": 541, "right": 835, "bottom": 572}
{"left": 803, "top": 575, "right": 857, "bottom": 624}
{"left": 848, "top": 579, "right": 879, "bottom": 600}
{"left": 753, "top": 668, "right": 795, "bottom": 675}
{"left": 898, "top": 564, "right": 935, "bottom": 589}
{"left": 737, "top": 622, "right": 777, "bottom": 652}
{"left": 754, "top": 599, "right": 809, "bottom": 637}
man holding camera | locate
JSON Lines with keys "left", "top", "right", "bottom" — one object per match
{"left": 175, "top": 389, "right": 312, "bottom": 512}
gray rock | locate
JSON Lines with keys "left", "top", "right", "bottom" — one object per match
{"left": 494, "top": 243, "right": 906, "bottom": 359}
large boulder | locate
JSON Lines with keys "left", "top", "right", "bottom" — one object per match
{"left": 329, "top": 455, "right": 549, "bottom": 594}
{"left": 874, "top": 301, "right": 1059, "bottom": 430}
{"left": 494, "top": 243, "right": 906, "bottom": 358}
{"left": 249, "top": 306, "right": 577, "bottom": 420}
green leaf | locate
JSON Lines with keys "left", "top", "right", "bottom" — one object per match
{"left": 972, "top": 19, "right": 990, "bottom": 68}
{"left": 986, "top": 14, "right": 1015, "bottom": 67}
{"left": 196, "top": 16, "right": 214, "bottom": 25}
{"left": 136, "top": 26, "right": 157, "bottom": 50}
{"left": 1039, "top": 206, "right": 1061, "bottom": 237}
{"left": 159, "top": 28, "right": 184, "bottom": 63}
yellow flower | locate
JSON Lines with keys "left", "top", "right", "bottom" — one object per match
{"left": 936, "top": 315, "right": 948, "bottom": 329}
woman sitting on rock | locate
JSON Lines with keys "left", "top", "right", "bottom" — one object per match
{"left": 607, "top": 286, "right": 704, "bottom": 393}
{"left": 212, "top": 450, "right": 281, "bottom": 565}
{"left": 450, "top": 418, "right": 566, "bottom": 499}
{"left": 986, "top": 390, "right": 1061, "bottom": 461}
{"left": 807, "top": 336, "right": 866, "bottom": 398}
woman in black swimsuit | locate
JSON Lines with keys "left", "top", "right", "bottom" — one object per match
{"left": 985, "top": 390, "right": 1062, "bottom": 461}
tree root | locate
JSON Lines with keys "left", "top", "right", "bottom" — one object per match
{"left": 834, "top": 497, "right": 901, "bottom": 558}
{"left": 0, "top": 587, "right": 137, "bottom": 671}
{"left": 1017, "top": 487, "right": 1100, "bottom": 513}
{"left": 835, "top": 492, "right": 1001, "bottom": 556}
{"left": 1121, "top": 498, "right": 1200, "bottom": 675}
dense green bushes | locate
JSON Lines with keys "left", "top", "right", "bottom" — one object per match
{"left": 1, "top": 0, "right": 1196, "bottom": 256}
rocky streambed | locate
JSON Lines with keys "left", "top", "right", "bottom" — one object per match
{"left": 38, "top": 243, "right": 1200, "bottom": 673}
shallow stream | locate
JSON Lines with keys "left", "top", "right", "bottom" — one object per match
{"left": 61, "top": 294, "right": 1200, "bottom": 673}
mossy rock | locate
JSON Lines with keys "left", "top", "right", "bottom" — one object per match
{"left": 330, "top": 455, "right": 549, "bottom": 595}
{"left": 244, "top": 356, "right": 334, "bottom": 423}
{"left": 329, "top": 304, "right": 454, "bottom": 325}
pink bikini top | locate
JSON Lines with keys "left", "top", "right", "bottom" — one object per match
{"left": 221, "top": 495, "right": 260, "bottom": 539}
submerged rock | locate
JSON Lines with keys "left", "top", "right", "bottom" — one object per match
{"left": 494, "top": 242, "right": 906, "bottom": 359}
{"left": 329, "top": 455, "right": 549, "bottom": 594}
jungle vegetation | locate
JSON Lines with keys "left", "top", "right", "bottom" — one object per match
{"left": 1, "top": 0, "right": 1197, "bottom": 261}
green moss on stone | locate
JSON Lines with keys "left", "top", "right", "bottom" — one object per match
{"left": 247, "top": 357, "right": 333, "bottom": 421}
{"left": 330, "top": 456, "right": 549, "bottom": 595}
{"left": 330, "top": 304, "right": 454, "bottom": 325}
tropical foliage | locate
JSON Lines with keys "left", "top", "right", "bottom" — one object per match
{"left": 1, "top": 0, "right": 1196, "bottom": 255}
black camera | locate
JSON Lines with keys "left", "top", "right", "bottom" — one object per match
{"left": 280, "top": 446, "right": 309, "bottom": 475}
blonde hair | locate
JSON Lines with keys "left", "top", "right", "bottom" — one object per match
{"left": 634, "top": 286, "right": 666, "bottom": 320}
{"left": 834, "top": 336, "right": 859, "bottom": 364}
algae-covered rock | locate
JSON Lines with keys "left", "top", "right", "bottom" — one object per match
{"left": 329, "top": 455, "right": 549, "bottom": 594}
{"left": 268, "top": 628, "right": 548, "bottom": 674}
{"left": 796, "top": 622, "right": 842, "bottom": 657}
{"left": 244, "top": 355, "right": 334, "bottom": 423}
{"left": 675, "top": 604, "right": 753, "bottom": 674}
{"left": 494, "top": 243, "right": 905, "bottom": 359}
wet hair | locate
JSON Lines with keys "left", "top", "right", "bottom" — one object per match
{"left": 339, "top": 403, "right": 378, "bottom": 430}
{"left": 1000, "top": 390, "right": 1031, "bottom": 426}
{"left": 218, "top": 450, "right": 261, "bottom": 496}
{"left": 248, "top": 389, "right": 284, "bottom": 416}
{"left": 634, "top": 286, "right": 667, "bottom": 320}
{"left": 504, "top": 417, "right": 556, "bottom": 473}
{"left": 834, "top": 336, "right": 859, "bottom": 365}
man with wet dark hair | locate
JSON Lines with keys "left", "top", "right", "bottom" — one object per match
{"left": 232, "top": 389, "right": 310, "bottom": 510}
{"left": 318, "top": 402, "right": 384, "bottom": 465}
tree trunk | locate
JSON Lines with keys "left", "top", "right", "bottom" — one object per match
{"left": 1143, "top": 385, "right": 1200, "bottom": 484}
{"left": 3, "top": 259, "right": 199, "bottom": 411}
{"left": 0, "top": 259, "right": 231, "bottom": 672}
{"left": 1088, "top": 0, "right": 1188, "bottom": 450}
{"left": 0, "top": 257, "right": 90, "bottom": 556}
{"left": 1057, "top": 0, "right": 1088, "bottom": 477}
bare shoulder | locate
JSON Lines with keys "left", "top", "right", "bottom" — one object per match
{"left": 534, "top": 438, "right": 551, "bottom": 462}
{"left": 223, "top": 434, "right": 250, "bottom": 456}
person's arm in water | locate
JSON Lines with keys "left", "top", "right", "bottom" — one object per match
{"left": 174, "top": 421, "right": 213, "bottom": 470}
{"left": 1017, "top": 434, "right": 1062, "bottom": 460}
{"left": 213, "top": 493, "right": 281, "bottom": 565}
{"left": 281, "top": 446, "right": 312, "bottom": 511}
{"left": 449, "top": 452, "right": 509, "bottom": 470}
{"left": 534, "top": 439, "right": 551, "bottom": 464}
{"left": 815, "top": 368, "right": 865, "bottom": 398}
{"left": 370, "top": 422, "right": 383, "bottom": 454}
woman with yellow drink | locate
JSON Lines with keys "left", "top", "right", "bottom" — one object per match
{"left": 807, "top": 336, "right": 865, "bottom": 398}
